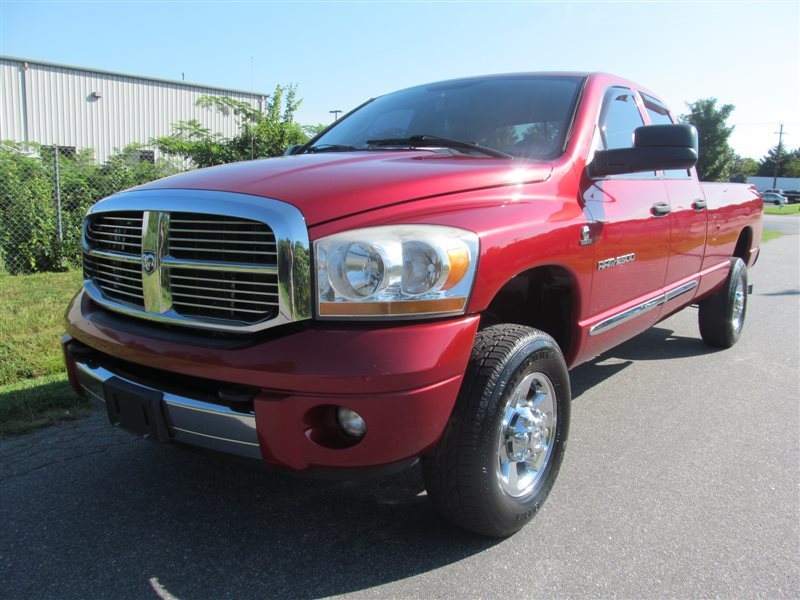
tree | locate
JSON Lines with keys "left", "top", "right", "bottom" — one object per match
{"left": 153, "top": 84, "right": 308, "bottom": 168}
{"left": 729, "top": 155, "right": 759, "bottom": 182}
{"left": 302, "top": 123, "right": 328, "bottom": 139}
{"left": 0, "top": 142, "right": 179, "bottom": 273}
{"left": 680, "top": 98, "right": 736, "bottom": 182}
{"left": 757, "top": 143, "right": 800, "bottom": 178}
{"left": 786, "top": 150, "right": 800, "bottom": 178}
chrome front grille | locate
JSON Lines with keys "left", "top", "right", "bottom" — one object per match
{"left": 84, "top": 211, "right": 146, "bottom": 308}
{"left": 81, "top": 190, "right": 311, "bottom": 333}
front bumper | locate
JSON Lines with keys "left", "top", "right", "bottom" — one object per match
{"left": 73, "top": 358, "right": 262, "bottom": 459}
{"left": 64, "top": 290, "right": 479, "bottom": 471}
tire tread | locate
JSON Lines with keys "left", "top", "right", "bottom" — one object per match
{"left": 423, "top": 324, "right": 566, "bottom": 537}
{"left": 699, "top": 258, "right": 747, "bottom": 348}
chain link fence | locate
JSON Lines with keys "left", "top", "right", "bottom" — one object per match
{"left": 0, "top": 142, "right": 189, "bottom": 275}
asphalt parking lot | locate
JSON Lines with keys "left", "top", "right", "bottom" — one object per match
{"left": 2, "top": 232, "right": 798, "bottom": 599}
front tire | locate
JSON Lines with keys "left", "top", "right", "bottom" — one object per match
{"left": 698, "top": 257, "right": 748, "bottom": 348}
{"left": 422, "top": 324, "right": 570, "bottom": 537}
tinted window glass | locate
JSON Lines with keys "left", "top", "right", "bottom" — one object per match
{"left": 601, "top": 89, "right": 644, "bottom": 150}
{"left": 363, "top": 109, "right": 414, "bottom": 140}
{"left": 643, "top": 99, "right": 672, "bottom": 126}
{"left": 598, "top": 88, "right": 654, "bottom": 178}
{"left": 642, "top": 94, "right": 690, "bottom": 178}
{"left": 311, "top": 76, "right": 584, "bottom": 159}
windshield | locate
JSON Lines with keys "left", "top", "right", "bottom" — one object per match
{"left": 307, "top": 75, "right": 584, "bottom": 160}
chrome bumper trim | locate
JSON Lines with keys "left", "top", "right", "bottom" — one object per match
{"left": 74, "top": 361, "right": 261, "bottom": 459}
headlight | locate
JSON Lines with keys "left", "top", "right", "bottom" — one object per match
{"left": 315, "top": 225, "right": 479, "bottom": 318}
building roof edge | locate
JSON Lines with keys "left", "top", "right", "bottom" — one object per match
{"left": 0, "top": 54, "right": 270, "bottom": 98}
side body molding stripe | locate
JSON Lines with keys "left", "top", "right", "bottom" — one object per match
{"left": 589, "top": 280, "right": 699, "bottom": 336}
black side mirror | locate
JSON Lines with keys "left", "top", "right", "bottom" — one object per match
{"left": 284, "top": 144, "right": 303, "bottom": 156}
{"left": 588, "top": 124, "right": 698, "bottom": 178}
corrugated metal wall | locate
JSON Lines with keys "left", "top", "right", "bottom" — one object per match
{"left": 1, "top": 57, "right": 266, "bottom": 162}
{"left": 0, "top": 60, "right": 27, "bottom": 142}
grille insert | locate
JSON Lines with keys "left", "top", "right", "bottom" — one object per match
{"left": 169, "top": 268, "right": 279, "bottom": 323}
{"left": 168, "top": 213, "right": 277, "bottom": 265}
{"left": 85, "top": 212, "right": 143, "bottom": 255}
{"left": 83, "top": 253, "right": 145, "bottom": 309}
{"left": 84, "top": 211, "right": 145, "bottom": 309}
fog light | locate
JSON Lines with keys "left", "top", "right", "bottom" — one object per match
{"left": 336, "top": 407, "right": 367, "bottom": 438}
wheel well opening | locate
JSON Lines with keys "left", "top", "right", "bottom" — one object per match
{"left": 481, "top": 266, "right": 575, "bottom": 359}
{"left": 733, "top": 227, "right": 753, "bottom": 262}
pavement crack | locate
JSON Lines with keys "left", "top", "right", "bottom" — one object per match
{"left": 0, "top": 439, "right": 139, "bottom": 482}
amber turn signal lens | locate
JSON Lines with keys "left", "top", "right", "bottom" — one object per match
{"left": 319, "top": 297, "right": 466, "bottom": 317}
{"left": 443, "top": 247, "right": 470, "bottom": 290}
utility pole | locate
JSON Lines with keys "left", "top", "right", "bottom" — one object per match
{"left": 329, "top": 109, "right": 342, "bottom": 121}
{"left": 772, "top": 123, "right": 785, "bottom": 189}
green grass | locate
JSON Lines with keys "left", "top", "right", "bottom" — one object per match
{"left": 0, "top": 269, "right": 90, "bottom": 435}
{"left": 764, "top": 203, "right": 800, "bottom": 215}
{"left": 761, "top": 229, "right": 782, "bottom": 243}
{"left": 0, "top": 270, "right": 82, "bottom": 385}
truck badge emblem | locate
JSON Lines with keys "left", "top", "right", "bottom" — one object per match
{"left": 142, "top": 252, "right": 157, "bottom": 275}
{"left": 597, "top": 253, "right": 636, "bottom": 271}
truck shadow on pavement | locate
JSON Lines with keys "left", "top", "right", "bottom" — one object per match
{"left": 2, "top": 417, "right": 499, "bottom": 599}
{"left": 570, "top": 323, "right": 720, "bottom": 400}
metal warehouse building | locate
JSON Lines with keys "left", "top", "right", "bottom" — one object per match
{"left": 0, "top": 55, "right": 268, "bottom": 162}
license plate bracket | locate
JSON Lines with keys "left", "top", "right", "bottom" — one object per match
{"left": 103, "top": 377, "right": 170, "bottom": 442}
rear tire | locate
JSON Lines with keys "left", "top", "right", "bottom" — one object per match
{"left": 698, "top": 258, "right": 748, "bottom": 348}
{"left": 422, "top": 324, "right": 570, "bottom": 537}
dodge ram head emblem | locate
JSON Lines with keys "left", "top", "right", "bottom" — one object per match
{"left": 142, "top": 252, "right": 157, "bottom": 275}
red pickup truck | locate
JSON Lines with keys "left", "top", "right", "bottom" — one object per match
{"left": 63, "top": 72, "right": 762, "bottom": 537}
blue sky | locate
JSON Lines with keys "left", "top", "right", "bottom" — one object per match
{"left": 1, "top": 0, "right": 798, "bottom": 159}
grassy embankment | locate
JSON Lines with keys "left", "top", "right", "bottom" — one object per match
{"left": 0, "top": 270, "right": 90, "bottom": 435}
{"left": 764, "top": 203, "right": 800, "bottom": 215}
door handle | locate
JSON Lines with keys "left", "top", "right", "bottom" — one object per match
{"left": 692, "top": 199, "right": 707, "bottom": 211}
{"left": 651, "top": 202, "right": 671, "bottom": 217}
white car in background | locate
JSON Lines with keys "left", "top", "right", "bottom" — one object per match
{"left": 762, "top": 192, "right": 787, "bottom": 205}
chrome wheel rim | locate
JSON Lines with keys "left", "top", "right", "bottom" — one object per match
{"left": 496, "top": 371, "right": 557, "bottom": 498}
{"left": 732, "top": 276, "right": 746, "bottom": 332}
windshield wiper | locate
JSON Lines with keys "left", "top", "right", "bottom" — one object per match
{"left": 366, "top": 135, "right": 512, "bottom": 159}
{"left": 304, "top": 144, "right": 360, "bottom": 154}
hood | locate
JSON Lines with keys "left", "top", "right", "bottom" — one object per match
{"left": 136, "top": 152, "right": 553, "bottom": 226}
